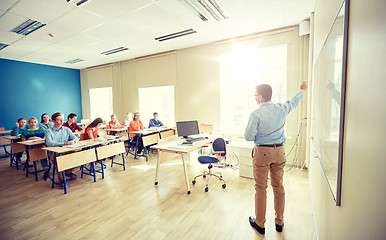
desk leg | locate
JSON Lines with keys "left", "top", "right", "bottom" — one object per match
{"left": 52, "top": 153, "right": 56, "bottom": 188}
{"left": 155, "top": 150, "right": 161, "bottom": 185}
{"left": 62, "top": 171, "right": 67, "bottom": 194}
{"left": 25, "top": 146, "right": 30, "bottom": 177}
{"left": 181, "top": 153, "right": 191, "bottom": 195}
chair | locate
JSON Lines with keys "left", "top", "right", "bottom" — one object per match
{"left": 192, "top": 138, "right": 227, "bottom": 192}
{"left": 25, "top": 147, "right": 49, "bottom": 181}
{"left": 198, "top": 124, "right": 213, "bottom": 155}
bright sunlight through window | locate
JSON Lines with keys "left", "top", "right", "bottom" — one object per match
{"left": 138, "top": 85, "right": 175, "bottom": 127}
{"left": 220, "top": 44, "right": 287, "bottom": 134}
{"left": 89, "top": 87, "right": 113, "bottom": 122}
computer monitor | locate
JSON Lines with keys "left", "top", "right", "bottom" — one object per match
{"left": 176, "top": 120, "right": 200, "bottom": 138}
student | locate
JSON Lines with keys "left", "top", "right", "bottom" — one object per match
{"left": 129, "top": 112, "right": 144, "bottom": 154}
{"left": 12, "top": 118, "right": 29, "bottom": 136}
{"left": 148, "top": 112, "right": 164, "bottom": 128}
{"left": 85, "top": 118, "right": 103, "bottom": 140}
{"left": 21, "top": 117, "right": 48, "bottom": 170}
{"left": 45, "top": 112, "right": 78, "bottom": 181}
{"left": 124, "top": 112, "right": 133, "bottom": 126}
{"left": 108, "top": 114, "right": 121, "bottom": 129}
{"left": 63, "top": 113, "right": 83, "bottom": 132}
{"left": 39, "top": 113, "right": 54, "bottom": 132}
{"left": 245, "top": 81, "right": 307, "bottom": 235}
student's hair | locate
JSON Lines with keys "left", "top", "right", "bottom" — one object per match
{"left": 153, "top": 112, "right": 158, "bottom": 116}
{"left": 68, "top": 113, "right": 77, "bottom": 120}
{"left": 51, "top": 112, "right": 62, "bottom": 122}
{"left": 256, "top": 84, "right": 272, "bottom": 101}
{"left": 111, "top": 114, "right": 117, "bottom": 120}
{"left": 28, "top": 117, "right": 37, "bottom": 123}
{"left": 134, "top": 112, "right": 139, "bottom": 118}
{"left": 87, "top": 118, "right": 103, "bottom": 128}
{"left": 17, "top": 118, "right": 26, "bottom": 123}
{"left": 41, "top": 113, "right": 50, "bottom": 123}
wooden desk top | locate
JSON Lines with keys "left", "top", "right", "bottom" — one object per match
{"left": 130, "top": 129, "right": 157, "bottom": 135}
{"left": 106, "top": 128, "right": 127, "bottom": 132}
{"left": 17, "top": 139, "right": 45, "bottom": 146}
{"left": 0, "top": 130, "right": 12, "bottom": 135}
{"left": 42, "top": 136, "right": 128, "bottom": 154}
{"left": 4, "top": 135, "right": 21, "bottom": 140}
{"left": 152, "top": 136, "right": 215, "bottom": 154}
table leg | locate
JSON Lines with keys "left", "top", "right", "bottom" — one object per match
{"left": 181, "top": 153, "right": 191, "bottom": 194}
{"left": 155, "top": 150, "right": 161, "bottom": 185}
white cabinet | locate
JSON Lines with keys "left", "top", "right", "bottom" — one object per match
{"left": 227, "top": 140, "right": 255, "bottom": 179}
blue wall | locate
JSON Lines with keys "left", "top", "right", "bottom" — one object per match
{"left": 0, "top": 58, "right": 82, "bottom": 131}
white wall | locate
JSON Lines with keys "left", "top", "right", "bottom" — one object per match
{"left": 310, "top": 0, "right": 386, "bottom": 239}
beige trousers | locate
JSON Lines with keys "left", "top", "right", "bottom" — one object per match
{"left": 252, "top": 145, "right": 286, "bottom": 227}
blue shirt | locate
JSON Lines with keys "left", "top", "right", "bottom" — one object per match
{"left": 244, "top": 90, "right": 305, "bottom": 145}
{"left": 39, "top": 122, "right": 54, "bottom": 132}
{"left": 45, "top": 125, "right": 78, "bottom": 147}
{"left": 149, "top": 118, "right": 164, "bottom": 128}
{"left": 12, "top": 124, "right": 29, "bottom": 136}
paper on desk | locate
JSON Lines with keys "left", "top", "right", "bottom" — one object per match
{"left": 63, "top": 142, "right": 92, "bottom": 148}
{"left": 24, "top": 139, "right": 43, "bottom": 143}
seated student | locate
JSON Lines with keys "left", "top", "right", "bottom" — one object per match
{"left": 129, "top": 112, "right": 145, "bottom": 154}
{"left": 12, "top": 118, "right": 29, "bottom": 164}
{"left": 45, "top": 112, "right": 78, "bottom": 181}
{"left": 63, "top": 113, "right": 83, "bottom": 132}
{"left": 39, "top": 113, "right": 54, "bottom": 132}
{"left": 107, "top": 114, "right": 122, "bottom": 135}
{"left": 21, "top": 117, "right": 48, "bottom": 170}
{"left": 12, "top": 118, "right": 29, "bottom": 136}
{"left": 124, "top": 112, "right": 133, "bottom": 126}
{"left": 148, "top": 112, "right": 164, "bottom": 128}
{"left": 85, "top": 118, "right": 103, "bottom": 140}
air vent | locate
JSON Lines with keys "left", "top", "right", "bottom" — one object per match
{"left": 10, "top": 19, "right": 46, "bottom": 36}
{"left": 100, "top": 47, "right": 129, "bottom": 55}
{"left": 65, "top": 58, "right": 85, "bottom": 64}
{"left": 67, "top": 0, "right": 90, "bottom": 7}
{"left": 155, "top": 29, "right": 197, "bottom": 42}
{"left": 0, "top": 43, "right": 9, "bottom": 50}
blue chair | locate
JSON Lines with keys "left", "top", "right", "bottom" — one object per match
{"left": 192, "top": 138, "right": 227, "bottom": 192}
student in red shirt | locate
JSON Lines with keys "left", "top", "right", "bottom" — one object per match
{"left": 63, "top": 113, "right": 83, "bottom": 132}
{"left": 107, "top": 114, "right": 122, "bottom": 135}
{"left": 85, "top": 118, "right": 103, "bottom": 140}
{"left": 129, "top": 112, "right": 144, "bottom": 154}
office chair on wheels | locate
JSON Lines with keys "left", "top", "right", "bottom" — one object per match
{"left": 192, "top": 137, "right": 226, "bottom": 192}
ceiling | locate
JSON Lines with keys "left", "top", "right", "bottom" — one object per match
{"left": 0, "top": 0, "right": 314, "bottom": 69}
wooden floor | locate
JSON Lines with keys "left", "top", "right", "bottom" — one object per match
{"left": 0, "top": 150, "right": 315, "bottom": 240}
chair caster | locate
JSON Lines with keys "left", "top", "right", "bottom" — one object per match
{"left": 222, "top": 184, "right": 226, "bottom": 188}
{"left": 187, "top": 190, "right": 191, "bottom": 194}
{"left": 203, "top": 175, "right": 206, "bottom": 178}
{"left": 154, "top": 181, "right": 158, "bottom": 185}
{"left": 192, "top": 180, "right": 196, "bottom": 185}
{"left": 205, "top": 187, "right": 209, "bottom": 192}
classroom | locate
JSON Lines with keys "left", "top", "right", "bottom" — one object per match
{"left": 0, "top": 0, "right": 385, "bottom": 239}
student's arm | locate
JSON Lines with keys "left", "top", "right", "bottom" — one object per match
{"left": 280, "top": 90, "right": 305, "bottom": 115}
{"left": 65, "top": 128, "right": 78, "bottom": 144}
{"left": 76, "top": 123, "right": 83, "bottom": 131}
{"left": 12, "top": 126, "right": 19, "bottom": 136}
{"left": 140, "top": 121, "right": 144, "bottom": 130}
{"left": 159, "top": 120, "right": 164, "bottom": 127}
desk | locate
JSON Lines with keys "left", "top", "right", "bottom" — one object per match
{"left": 130, "top": 127, "right": 174, "bottom": 159}
{"left": 0, "top": 130, "right": 12, "bottom": 156}
{"left": 18, "top": 139, "right": 46, "bottom": 180}
{"left": 227, "top": 140, "right": 255, "bottom": 179}
{"left": 152, "top": 135, "right": 215, "bottom": 194}
{"left": 4, "top": 135, "right": 22, "bottom": 168}
{"left": 43, "top": 136, "right": 128, "bottom": 192}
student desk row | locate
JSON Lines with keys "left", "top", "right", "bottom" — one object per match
{"left": 0, "top": 129, "right": 12, "bottom": 156}
{"left": 43, "top": 136, "right": 128, "bottom": 194}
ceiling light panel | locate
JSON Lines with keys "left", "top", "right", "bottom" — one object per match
{"left": 10, "top": 19, "right": 46, "bottom": 36}
{"left": 0, "top": 43, "right": 9, "bottom": 50}
{"left": 8, "top": 0, "right": 75, "bottom": 23}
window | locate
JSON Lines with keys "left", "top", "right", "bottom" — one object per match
{"left": 220, "top": 44, "right": 287, "bottom": 134}
{"left": 138, "top": 85, "right": 175, "bottom": 127}
{"left": 89, "top": 87, "right": 113, "bottom": 122}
